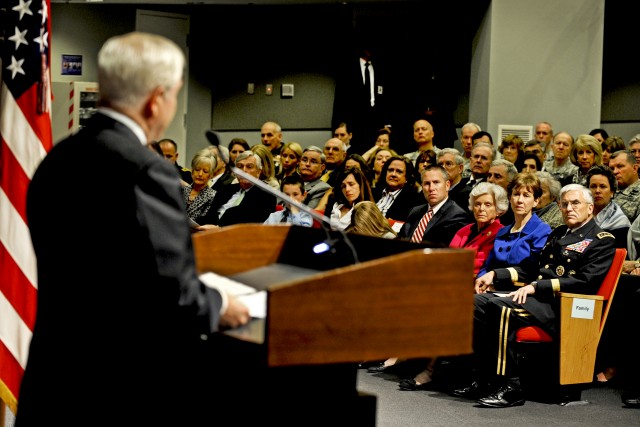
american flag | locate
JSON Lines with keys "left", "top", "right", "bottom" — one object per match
{"left": 0, "top": 0, "right": 52, "bottom": 413}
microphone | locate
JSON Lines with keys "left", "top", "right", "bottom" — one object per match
{"left": 205, "top": 129, "right": 360, "bottom": 264}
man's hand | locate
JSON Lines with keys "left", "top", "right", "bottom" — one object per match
{"left": 474, "top": 271, "right": 496, "bottom": 294}
{"left": 220, "top": 295, "right": 250, "bottom": 329}
{"left": 508, "top": 284, "right": 536, "bottom": 304}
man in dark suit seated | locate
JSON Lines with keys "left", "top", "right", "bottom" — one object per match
{"left": 398, "top": 165, "right": 470, "bottom": 245}
{"left": 436, "top": 148, "right": 473, "bottom": 221}
{"left": 201, "top": 150, "right": 277, "bottom": 228}
{"left": 452, "top": 184, "right": 616, "bottom": 408}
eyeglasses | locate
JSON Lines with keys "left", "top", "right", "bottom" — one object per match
{"left": 300, "top": 157, "right": 320, "bottom": 165}
{"left": 559, "top": 200, "right": 583, "bottom": 210}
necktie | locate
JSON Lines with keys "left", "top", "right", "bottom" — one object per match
{"left": 364, "top": 62, "right": 372, "bottom": 106}
{"left": 411, "top": 208, "right": 433, "bottom": 243}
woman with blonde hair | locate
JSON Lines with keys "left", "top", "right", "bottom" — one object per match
{"left": 346, "top": 201, "right": 396, "bottom": 239}
{"left": 251, "top": 143, "right": 280, "bottom": 189}
{"left": 570, "top": 134, "right": 603, "bottom": 186}
{"left": 276, "top": 141, "right": 303, "bottom": 182}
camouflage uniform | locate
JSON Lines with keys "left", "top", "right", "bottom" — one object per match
{"left": 614, "top": 179, "right": 640, "bottom": 223}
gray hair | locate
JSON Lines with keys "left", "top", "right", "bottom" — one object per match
{"left": 437, "top": 148, "right": 464, "bottom": 165}
{"left": 629, "top": 134, "right": 640, "bottom": 145}
{"left": 610, "top": 149, "right": 637, "bottom": 165}
{"left": 98, "top": 32, "right": 184, "bottom": 110}
{"left": 536, "top": 171, "right": 561, "bottom": 201}
{"left": 471, "top": 141, "right": 497, "bottom": 160}
{"left": 490, "top": 159, "right": 518, "bottom": 182}
{"left": 469, "top": 182, "right": 509, "bottom": 215}
{"left": 462, "top": 122, "right": 482, "bottom": 134}
{"left": 191, "top": 150, "right": 217, "bottom": 171}
{"left": 303, "top": 145, "right": 326, "bottom": 164}
{"left": 235, "top": 150, "right": 262, "bottom": 170}
{"left": 559, "top": 184, "right": 594, "bottom": 205}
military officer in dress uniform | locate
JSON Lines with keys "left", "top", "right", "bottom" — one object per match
{"left": 451, "top": 183, "right": 616, "bottom": 408}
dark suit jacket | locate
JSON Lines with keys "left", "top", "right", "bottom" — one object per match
{"left": 208, "top": 182, "right": 277, "bottom": 226}
{"left": 398, "top": 198, "right": 471, "bottom": 246}
{"left": 448, "top": 178, "right": 473, "bottom": 222}
{"left": 373, "top": 185, "right": 424, "bottom": 223}
{"left": 19, "top": 113, "right": 223, "bottom": 425}
{"left": 332, "top": 56, "right": 392, "bottom": 154}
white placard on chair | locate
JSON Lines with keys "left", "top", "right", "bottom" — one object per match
{"left": 571, "top": 298, "right": 595, "bottom": 319}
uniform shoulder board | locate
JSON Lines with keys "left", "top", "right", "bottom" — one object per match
{"left": 181, "top": 167, "right": 191, "bottom": 172}
{"left": 597, "top": 232, "right": 614, "bottom": 239}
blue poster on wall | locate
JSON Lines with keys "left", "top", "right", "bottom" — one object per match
{"left": 61, "top": 54, "right": 82, "bottom": 76}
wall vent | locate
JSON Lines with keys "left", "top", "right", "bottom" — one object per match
{"left": 497, "top": 124, "right": 533, "bottom": 143}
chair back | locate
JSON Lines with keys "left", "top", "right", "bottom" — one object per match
{"left": 597, "top": 247, "right": 626, "bottom": 332}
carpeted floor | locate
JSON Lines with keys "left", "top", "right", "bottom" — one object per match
{"left": 357, "top": 367, "right": 639, "bottom": 426}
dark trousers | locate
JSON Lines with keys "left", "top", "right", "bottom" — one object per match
{"left": 474, "top": 293, "right": 549, "bottom": 382}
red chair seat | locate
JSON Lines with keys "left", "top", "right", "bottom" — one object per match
{"left": 516, "top": 326, "right": 553, "bottom": 343}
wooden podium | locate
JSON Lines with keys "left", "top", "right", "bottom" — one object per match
{"left": 192, "top": 224, "right": 475, "bottom": 425}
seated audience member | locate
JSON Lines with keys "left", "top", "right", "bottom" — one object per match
{"left": 452, "top": 184, "right": 615, "bottom": 408}
{"left": 197, "top": 150, "right": 277, "bottom": 229}
{"left": 321, "top": 137, "right": 347, "bottom": 185}
{"left": 205, "top": 145, "right": 235, "bottom": 191}
{"left": 264, "top": 174, "right": 312, "bottom": 227}
{"left": 610, "top": 150, "right": 640, "bottom": 223}
{"left": 487, "top": 159, "right": 518, "bottom": 226}
{"left": 323, "top": 167, "right": 375, "bottom": 231}
{"left": 477, "top": 173, "right": 552, "bottom": 278}
{"left": 403, "top": 119, "right": 439, "bottom": 164}
{"left": 182, "top": 150, "right": 217, "bottom": 226}
{"left": 346, "top": 201, "right": 397, "bottom": 239}
{"left": 299, "top": 146, "right": 331, "bottom": 209}
{"left": 498, "top": 134, "right": 525, "bottom": 172}
{"left": 398, "top": 182, "right": 509, "bottom": 391}
{"left": 437, "top": 148, "right": 473, "bottom": 219}
{"left": 467, "top": 141, "right": 496, "bottom": 188}
{"left": 543, "top": 131, "right": 577, "bottom": 187}
{"left": 228, "top": 138, "right": 251, "bottom": 165}
{"left": 460, "top": 122, "right": 482, "bottom": 178}
{"left": 523, "top": 139, "right": 547, "bottom": 169}
{"left": 157, "top": 138, "right": 193, "bottom": 184}
{"left": 333, "top": 121, "right": 353, "bottom": 151}
{"left": 275, "top": 141, "right": 303, "bottom": 183}
{"left": 362, "top": 127, "right": 394, "bottom": 163}
{"left": 587, "top": 165, "right": 630, "bottom": 247}
{"left": 601, "top": 136, "right": 626, "bottom": 167}
{"left": 374, "top": 156, "right": 423, "bottom": 224}
{"left": 251, "top": 143, "right": 280, "bottom": 190}
{"left": 452, "top": 182, "right": 509, "bottom": 276}
{"left": 521, "top": 152, "right": 542, "bottom": 173}
{"left": 367, "top": 147, "right": 398, "bottom": 189}
{"left": 629, "top": 135, "right": 640, "bottom": 177}
{"left": 398, "top": 165, "right": 470, "bottom": 245}
{"left": 534, "top": 171, "right": 564, "bottom": 229}
{"left": 570, "top": 134, "right": 603, "bottom": 186}
{"left": 414, "top": 149, "right": 437, "bottom": 179}
{"left": 589, "top": 127, "right": 609, "bottom": 144}
{"left": 343, "top": 152, "right": 373, "bottom": 183}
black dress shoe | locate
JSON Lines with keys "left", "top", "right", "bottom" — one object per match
{"left": 622, "top": 391, "right": 640, "bottom": 408}
{"left": 476, "top": 383, "right": 525, "bottom": 408}
{"left": 449, "top": 381, "right": 488, "bottom": 400}
{"left": 398, "top": 378, "right": 433, "bottom": 391}
{"left": 367, "top": 363, "right": 389, "bottom": 373}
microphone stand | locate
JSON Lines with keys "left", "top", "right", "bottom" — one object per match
{"left": 205, "top": 130, "right": 360, "bottom": 264}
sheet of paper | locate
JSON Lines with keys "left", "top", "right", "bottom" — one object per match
{"left": 237, "top": 291, "right": 267, "bottom": 319}
{"left": 199, "top": 271, "right": 256, "bottom": 296}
